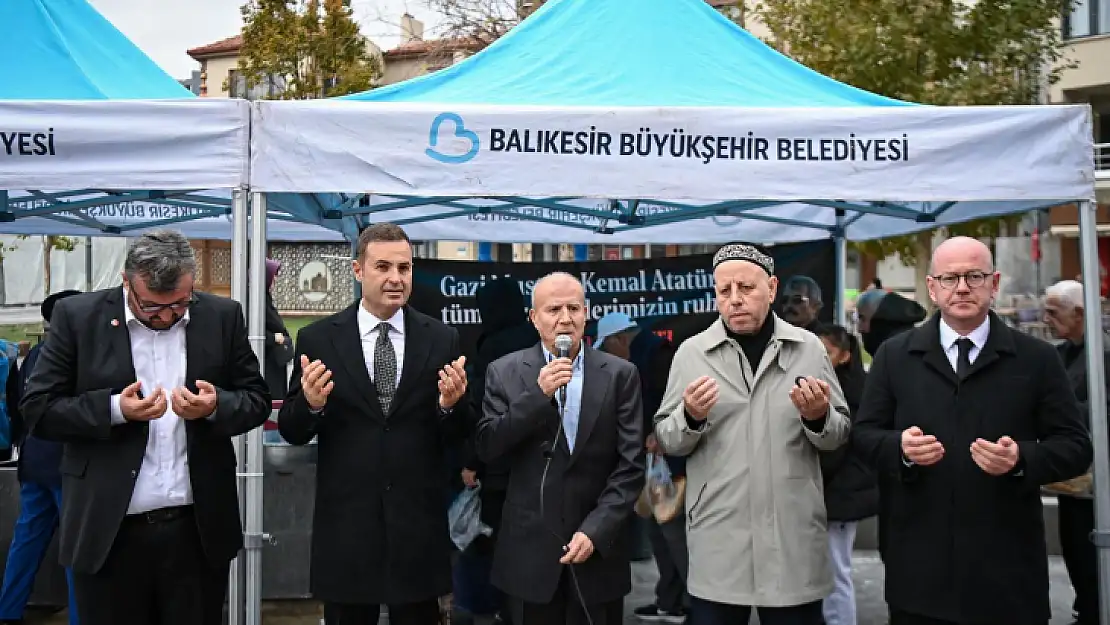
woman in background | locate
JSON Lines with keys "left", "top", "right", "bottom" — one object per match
{"left": 264, "top": 258, "right": 294, "bottom": 402}
{"left": 813, "top": 323, "right": 877, "bottom": 625}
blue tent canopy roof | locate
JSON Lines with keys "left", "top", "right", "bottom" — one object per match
{"left": 0, "top": 0, "right": 192, "bottom": 99}
{"left": 346, "top": 0, "right": 913, "bottom": 107}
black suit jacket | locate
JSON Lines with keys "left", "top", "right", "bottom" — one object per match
{"left": 852, "top": 312, "right": 1092, "bottom": 625}
{"left": 278, "top": 303, "right": 468, "bottom": 605}
{"left": 475, "top": 344, "right": 645, "bottom": 606}
{"left": 19, "top": 288, "right": 271, "bottom": 575}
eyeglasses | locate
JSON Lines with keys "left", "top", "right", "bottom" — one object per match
{"left": 780, "top": 294, "right": 810, "bottom": 305}
{"left": 930, "top": 271, "right": 991, "bottom": 290}
{"left": 131, "top": 291, "right": 197, "bottom": 315}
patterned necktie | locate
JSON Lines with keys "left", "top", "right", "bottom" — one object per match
{"left": 374, "top": 322, "right": 397, "bottom": 411}
{"left": 956, "top": 337, "right": 973, "bottom": 380}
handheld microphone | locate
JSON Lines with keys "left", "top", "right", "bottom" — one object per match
{"left": 540, "top": 333, "right": 594, "bottom": 625}
{"left": 554, "top": 334, "right": 573, "bottom": 406}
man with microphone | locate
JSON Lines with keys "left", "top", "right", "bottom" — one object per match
{"left": 475, "top": 272, "right": 645, "bottom": 625}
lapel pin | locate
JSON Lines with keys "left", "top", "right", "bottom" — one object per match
{"left": 111, "top": 318, "right": 119, "bottom": 327}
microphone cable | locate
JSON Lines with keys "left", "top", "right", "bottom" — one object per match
{"left": 539, "top": 387, "right": 595, "bottom": 625}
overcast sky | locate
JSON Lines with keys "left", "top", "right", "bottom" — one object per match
{"left": 87, "top": 0, "right": 445, "bottom": 78}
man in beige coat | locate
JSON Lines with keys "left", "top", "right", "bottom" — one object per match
{"left": 655, "top": 244, "right": 850, "bottom": 625}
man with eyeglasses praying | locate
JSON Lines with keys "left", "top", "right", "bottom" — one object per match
{"left": 853, "top": 236, "right": 1092, "bottom": 625}
{"left": 19, "top": 229, "right": 271, "bottom": 625}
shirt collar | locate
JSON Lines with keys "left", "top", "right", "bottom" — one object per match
{"left": 121, "top": 286, "right": 190, "bottom": 329}
{"left": 542, "top": 342, "right": 585, "bottom": 370}
{"left": 939, "top": 315, "right": 990, "bottom": 351}
{"left": 357, "top": 303, "right": 404, "bottom": 338}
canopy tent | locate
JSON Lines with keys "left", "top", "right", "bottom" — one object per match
{"left": 0, "top": 0, "right": 248, "bottom": 235}
{"left": 247, "top": 3, "right": 1104, "bottom": 619}
{"left": 252, "top": 0, "right": 1093, "bottom": 243}
{"left": 0, "top": 0, "right": 346, "bottom": 242}
{"left": 0, "top": 4, "right": 265, "bottom": 625}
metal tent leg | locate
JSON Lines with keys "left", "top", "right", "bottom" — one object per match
{"left": 834, "top": 210, "right": 847, "bottom": 326}
{"left": 1078, "top": 199, "right": 1110, "bottom": 625}
{"left": 244, "top": 192, "right": 269, "bottom": 625}
{"left": 228, "top": 187, "right": 249, "bottom": 625}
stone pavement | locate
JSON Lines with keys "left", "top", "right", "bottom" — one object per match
{"left": 23, "top": 551, "right": 1081, "bottom": 624}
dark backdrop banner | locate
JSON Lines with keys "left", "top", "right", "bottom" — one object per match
{"left": 408, "top": 241, "right": 835, "bottom": 359}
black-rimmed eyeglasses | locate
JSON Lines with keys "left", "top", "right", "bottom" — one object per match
{"left": 930, "top": 271, "right": 990, "bottom": 290}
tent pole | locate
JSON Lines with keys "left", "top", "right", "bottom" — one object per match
{"left": 834, "top": 209, "right": 847, "bottom": 325}
{"left": 245, "top": 192, "right": 269, "bottom": 625}
{"left": 84, "top": 237, "right": 93, "bottom": 292}
{"left": 227, "top": 187, "right": 249, "bottom": 625}
{"left": 1078, "top": 198, "right": 1110, "bottom": 625}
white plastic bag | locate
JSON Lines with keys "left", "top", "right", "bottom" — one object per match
{"left": 644, "top": 453, "right": 684, "bottom": 523}
{"left": 448, "top": 484, "right": 492, "bottom": 551}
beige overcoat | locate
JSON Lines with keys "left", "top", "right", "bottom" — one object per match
{"left": 655, "top": 315, "right": 849, "bottom": 607}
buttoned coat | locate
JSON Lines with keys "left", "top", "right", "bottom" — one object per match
{"left": 278, "top": 303, "right": 469, "bottom": 605}
{"left": 654, "top": 316, "right": 849, "bottom": 607}
{"left": 852, "top": 313, "right": 1092, "bottom": 625}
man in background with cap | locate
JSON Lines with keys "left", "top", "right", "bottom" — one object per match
{"left": 655, "top": 244, "right": 849, "bottom": 625}
{"left": 594, "top": 313, "right": 687, "bottom": 623}
{"left": 0, "top": 289, "right": 81, "bottom": 625}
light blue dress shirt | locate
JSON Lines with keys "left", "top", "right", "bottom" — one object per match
{"left": 543, "top": 344, "right": 585, "bottom": 453}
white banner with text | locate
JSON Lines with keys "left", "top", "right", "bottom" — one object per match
{"left": 250, "top": 101, "right": 1093, "bottom": 202}
{"left": 0, "top": 99, "right": 249, "bottom": 191}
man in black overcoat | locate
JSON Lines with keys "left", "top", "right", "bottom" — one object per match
{"left": 853, "top": 236, "right": 1093, "bottom": 625}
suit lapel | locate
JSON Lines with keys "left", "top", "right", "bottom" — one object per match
{"left": 910, "top": 311, "right": 1014, "bottom": 385}
{"left": 910, "top": 315, "right": 959, "bottom": 387}
{"left": 963, "top": 314, "right": 1014, "bottom": 381}
{"left": 104, "top": 289, "right": 137, "bottom": 383}
{"left": 390, "top": 307, "right": 431, "bottom": 418}
{"left": 329, "top": 302, "right": 383, "bottom": 420}
{"left": 568, "top": 347, "right": 610, "bottom": 468}
{"left": 183, "top": 298, "right": 215, "bottom": 392}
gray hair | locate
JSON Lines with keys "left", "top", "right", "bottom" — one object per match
{"left": 531, "top": 271, "right": 583, "bottom": 308}
{"left": 124, "top": 229, "right": 197, "bottom": 293}
{"left": 1046, "top": 280, "right": 1084, "bottom": 311}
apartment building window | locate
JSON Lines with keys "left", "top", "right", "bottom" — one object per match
{"left": 1065, "top": 0, "right": 1110, "bottom": 38}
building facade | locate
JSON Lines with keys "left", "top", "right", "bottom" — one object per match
{"left": 1046, "top": 0, "right": 1110, "bottom": 286}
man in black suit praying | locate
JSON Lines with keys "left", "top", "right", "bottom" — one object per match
{"left": 20, "top": 229, "right": 271, "bottom": 625}
{"left": 279, "top": 223, "right": 470, "bottom": 625}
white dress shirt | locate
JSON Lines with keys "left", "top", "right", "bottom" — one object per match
{"left": 110, "top": 288, "right": 193, "bottom": 514}
{"left": 938, "top": 316, "right": 990, "bottom": 372}
{"left": 357, "top": 304, "right": 405, "bottom": 386}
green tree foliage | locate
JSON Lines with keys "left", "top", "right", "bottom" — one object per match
{"left": 236, "top": 0, "right": 381, "bottom": 100}
{"left": 753, "top": 0, "right": 1072, "bottom": 266}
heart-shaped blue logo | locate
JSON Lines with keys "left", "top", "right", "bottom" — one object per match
{"left": 425, "top": 112, "right": 480, "bottom": 164}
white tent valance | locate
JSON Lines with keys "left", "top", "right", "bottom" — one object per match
{"left": 1, "top": 99, "right": 249, "bottom": 191}
{"left": 250, "top": 101, "right": 1093, "bottom": 203}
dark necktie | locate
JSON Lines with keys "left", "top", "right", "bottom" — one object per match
{"left": 374, "top": 322, "right": 397, "bottom": 411}
{"left": 956, "top": 337, "right": 974, "bottom": 380}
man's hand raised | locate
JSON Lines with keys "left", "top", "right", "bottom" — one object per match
{"left": 300, "top": 355, "right": 334, "bottom": 410}
{"left": 438, "top": 356, "right": 468, "bottom": 410}
{"left": 538, "top": 358, "right": 573, "bottom": 398}
{"left": 171, "top": 380, "right": 218, "bottom": 420}
{"left": 683, "top": 376, "right": 719, "bottom": 421}
{"left": 120, "top": 381, "right": 166, "bottom": 422}
{"left": 902, "top": 426, "right": 945, "bottom": 466}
